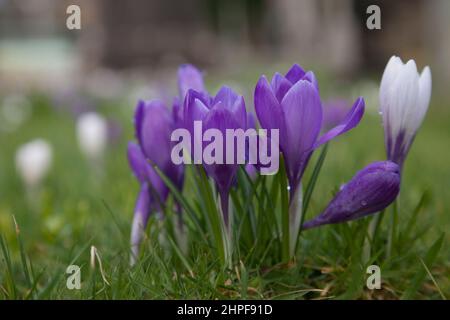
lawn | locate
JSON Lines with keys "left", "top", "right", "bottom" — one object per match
{"left": 0, "top": 67, "right": 448, "bottom": 300}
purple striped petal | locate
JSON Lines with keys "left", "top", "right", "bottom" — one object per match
{"left": 280, "top": 80, "right": 322, "bottom": 184}
{"left": 178, "top": 64, "right": 206, "bottom": 100}
{"left": 271, "top": 72, "right": 293, "bottom": 102}
{"left": 213, "top": 86, "right": 246, "bottom": 129}
{"left": 183, "top": 89, "right": 210, "bottom": 134}
{"left": 127, "top": 142, "right": 150, "bottom": 184}
{"left": 134, "top": 182, "right": 151, "bottom": 222}
{"left": 254, "top": 76, "right": 286, "bottom": 140}
{"left": 202, "top": 103, "right": 242, "bottom": 193}
{"left": 302, "top": 71, "right": 319, "bottom": 92}
{"left": 137, "top": 100, "right": 174, "bottom": 170}
{"left": 285, "top": 64, "right": 306, "bottom": 83}
{"left": 315, "top": 97, "right": 365, "bottom": 148}
{"left": 322, "top": 99, "right": 351, "bottom": 130}
{"left": 127, "top": 141, "right": 170, "bottom": 206}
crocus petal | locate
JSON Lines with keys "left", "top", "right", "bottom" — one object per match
{"left": 414, "top": 66, "right": 432, "bottom": 133}
{"left": 303, "top": 161, "right": 400, "bottom": 230}
{"left": 183, "top": 89, "right": 210, "bottom": 128}
{"left": 379, "top": 56, "right": 403, "bottom": 99}
{"left": 172, "top": 97, "right": 183, "bottom": 128}
{"left": 322, "top": 99, "right": 351, "bottom": 130}
{"left": 137, "top": 100, "right": 174, "bottom": 170}
{"left": 202, "top": 103, "right": 242, "bottom": 193}
{"left": 301, "top": 71, "right": 319, "bottom": 92}
{"left": 271, "top": 72, "right": 293, "bottom": 102}
{"left": 247, "top": 111, "right": 256, "bottom": 129}
{"left": 315, "top": 97, "right": 365, "bottom": 148}
{"left": 178, "top": 64, "right": 206, "bottom": 100}
{"left": 254, "top": 76, "right": 286, "bottom": 140}
{"left": 213, "top": 86, "right": 246, "bottom": 128}
{"left": 134, "top": 100, "right": 145, "bottom": 143}
{"left": 213, "top": 86, "right": 238, "bottom": 108}
{"left": 146, "top": 167, "right": 170, "bottom": 208}
{"left": 280, "top": 80, "right": 322, "bottom": 182}
{"left": 130, "top": 182, "right": 151, "bottom": 266}
{"left": 285, "top": 63, "right": 306, "bottom": 84}
{"left": 127, "top": 142, "right": 150, "bottom": 183}
{"left": 134, "top": 183, "right": 151, "bottom": 223}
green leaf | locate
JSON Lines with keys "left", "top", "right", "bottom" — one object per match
{"left": 167, "top": 235, "right": 193, "bottom": 277}
{"left": 153, "top": 166, "right": 208, "bottom": 245}
{"left": 0, "top": 235, "right": 17, "bottom": 299}
{"left": 302, "top": 143, "right": 328, "bottom": 215}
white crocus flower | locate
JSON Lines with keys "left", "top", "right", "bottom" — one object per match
{"left": 15, "top": 139, "right": 53, "bottom": 188}
{"left": 379, "top": 56, "right": 432, "bottom": 169}
{"left": 76, "top": 112, "right": 108, "bottom": 162}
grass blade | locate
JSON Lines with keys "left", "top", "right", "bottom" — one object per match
{"left": 401, "top": 233, "right": 445, "bottom": 299}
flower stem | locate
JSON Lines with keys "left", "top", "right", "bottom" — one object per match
{"left": 362, "top": 210, "right": 385, "bottom": 264}
{"left": 219, "top": 189, "right": 230, "bottom": 231}
{"left": 219, "top": 189, "right": 232, "bottom": 268}
{"left": 288, "top": 184, "right": 303, "bottom": 257}
{"left": 386, "top": 200, "right": 398, "bottom": 258}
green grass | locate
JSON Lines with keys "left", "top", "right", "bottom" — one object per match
{"left": 0, "top": 73, "right": 449, "bottom": 300}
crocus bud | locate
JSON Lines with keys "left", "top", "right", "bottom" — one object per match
{"left": 379, "top": 56, "right": 432, "bottom": 169}
{"left": 15, "top": 139, "right": 52, "bottom": 189}
{"left": 76, "top": 112, "right": 108, "bottom": 162}
{"left": 303, "top": 161, "right": 400, "bottom": 230}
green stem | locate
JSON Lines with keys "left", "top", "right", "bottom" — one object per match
{"left": 386, "top": 200, "right": 398, "bottom": 258}
{"left": 279, "top": 157, "right": 290, "bottom": 262}
{"left": 362, "top": 210, "right": 385, "bottom": 264}
{"left": 289, "top": 184, "right": 303, "bottom": 257}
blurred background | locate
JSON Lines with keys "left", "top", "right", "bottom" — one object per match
{"left": 0, "top": 0, "right": 449, "bottom": 279}
{"left": 1, "top": 0, "right": 449, "bottom": 96}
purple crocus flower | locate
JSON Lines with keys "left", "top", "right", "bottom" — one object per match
{"left": 129, "top": 100, "right": 184, "bottom": 264}
{"left": 302, "top": 161, "right": 400, "bottom": 230}
{"left": 184, "top": 86, "right": 247, "bottom": 226}
{"left": 254, "top": 64, "right": 365, "bottom": 199}
{"left": 127, "top": 142, "right": 169, "bottom": 265}
{"left": 128, "top": 64, "right": 205, "bottom": 264}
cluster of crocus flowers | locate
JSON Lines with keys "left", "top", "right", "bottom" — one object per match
{"left": 254, "top": 64, "right": 365, "bottom": 250}
{"left": 303, "top": 56, "right": 432, "bottom": 231}
{"left": 127, "top": 67, "right": 194, "bottom": 264}
{"left": 127, "top": 57, "right": 431, "bottom": 263}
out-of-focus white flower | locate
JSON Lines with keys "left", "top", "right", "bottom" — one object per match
{"left": 379, "top": 56, "right": 432, "bottom": 169}
{"left": 15, "top": 139, "right": 52, "bottom": 188}
{"left": 76, "top": 112, "right": 108, "bottom": 161}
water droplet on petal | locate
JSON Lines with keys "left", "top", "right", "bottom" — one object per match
{"left": 361, "top": 200, "right": 367, "bottom": 206}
